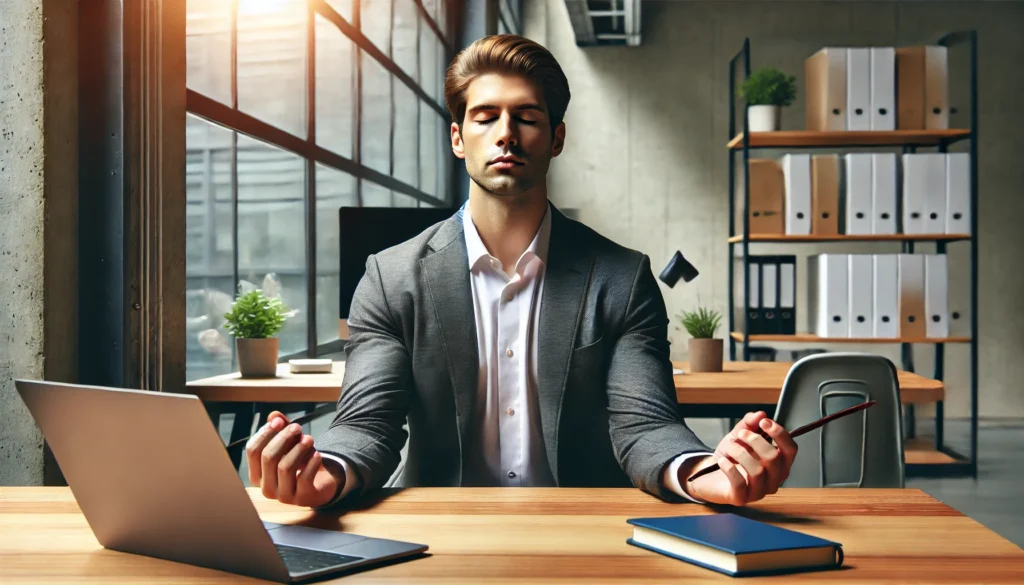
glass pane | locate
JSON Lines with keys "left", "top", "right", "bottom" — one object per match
{"left": 186, "top": 114, "right": 236, "bottom": 381}
{"left": 361, "top": 53, "right": 391, "bottom": 175}
{"left": 418, "top": 14, "right": 440, "bottom": 107}
{"left": 361, "top": 180, "right": 392, "bottom": 206}
{"left": 435, "top": 34, "right": 447, "bottom": 105}
{"left": 237, "top": 0, "right": 307, "bottom": 137}
{"left": 438, "top": 0, "right": 448, "bottom": 41}
{"left": 360, "top": 0, "right": 392, "bottom": 55}
{"left": 316, "top": 14, "right": 355, "bottom": 158}
{"left": 498, "top": 15, "right": 509, "bottom": 35}
{"left": 419, "top": 101, "right": 439, "bottom": 198}
{"left": 393, "top": 0, "right": 418, "bottom": 81}
{"left": 316, "top": 165, "right": 357, "bottom": 345}
{"left": 393, "top": 192, "right": 418, "bottom": 207}
{"left": 393, "top": 80, "right": 418, "bottom": 187}
{"left": 327, "top": 0, "right": 354, "bottom": 21}
{"left": 236, "top": 134, "right": 308, "bottom": 357}
{"left": 437, "top": 113, "right": 450, "bottom": 201}
{"left": 186, "top": 0, "right": 232, "bottom": 104}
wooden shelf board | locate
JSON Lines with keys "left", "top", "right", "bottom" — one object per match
{"left": 727, "top": 129, "right": 971, "bottom": 149}
{"left": 905, "top": 438, "right": 962, "bottom": 465}
{"left": 730, "top": 332, "right": 971, "bottom": 344}
{"left": 728, "top": 233, "right": 971, "bottom": 244}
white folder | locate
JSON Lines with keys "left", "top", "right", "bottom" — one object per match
{"left": 869, "top": 47, "right": 896, "bottom": 130}
{"left": 762, "top": 260, "right": 778, "bottom": 332}
{"left": 848, "top": 254, "right": 873, "bottom": 337}
{"left": 872, "top": 254, "right": 899, "bottom": 338}
{"left": 898, "top": 254, "right": 926, "bottom": 338}
{"left": 871, "top": 152, "right": 897, "bottom": 234}
{"left": 901, "top": 154, "right": 942, "bottom": 234}
{"left": 782, "top": 154, "right": 812, "bottom": 235}
{"left": 808, "top": 254, "right": 849, "bottom": 338}
{"left": 925, "top": 45, "right": 949, "bottom": 130}
{"left": 945, "top": 152, "right": 971, "bottom": 234}
{"left": 925, "top": 254, "right": 949, "bottom": 339}
{"left": 745, "top": 260, "right": 760, "bottom": 331}
{"left": 843, "top": 153, "right": 872, "bottom": 235}
{"left": 846, "top": 47, "right": 871, "bottom": 131}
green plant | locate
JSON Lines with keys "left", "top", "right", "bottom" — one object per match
{"left": 223, "top": 288, "right": 289, "bottom": 339}
{"left": 738, "top": 67, "right": 797, "bottom": 106}
{"left": 678, "top": 307, "right": 722, "bottom": 339}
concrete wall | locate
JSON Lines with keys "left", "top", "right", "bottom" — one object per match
{"left": 523, "top": 0, "right": 1024, "bottom": 419}
{"left": 0, "top": 0, "right": 78, "bottom": 485}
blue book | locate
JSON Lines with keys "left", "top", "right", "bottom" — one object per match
{"left": 626, "top": 513, "right": 844, "bottom": 577}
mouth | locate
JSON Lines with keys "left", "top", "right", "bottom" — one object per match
{"left": 488, "top": 156, "right": 525, "bottom": 168}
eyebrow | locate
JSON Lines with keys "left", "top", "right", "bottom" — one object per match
{"left": 467, "top": 103, "right": 546, "bottom": 114}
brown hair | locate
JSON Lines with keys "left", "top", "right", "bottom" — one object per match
{"left": 444, "top": 35, "right": 571, "bottom": 133}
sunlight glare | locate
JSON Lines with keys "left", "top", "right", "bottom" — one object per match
{"left": 238, "top": 0, "right": 305, "bottom": 16}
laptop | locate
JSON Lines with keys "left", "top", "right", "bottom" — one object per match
{"left": 14, "top": 379, "right": 428, "bottom": 583}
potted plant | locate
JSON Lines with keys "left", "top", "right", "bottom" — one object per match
{"left": 738, "top": 67, "right": 797, "bottom": 132}
{"left": 679, "top": 306, "right": 724, "bottom": 373}
{"left": 223, "top": 288, "right": 289, "bottom": 378}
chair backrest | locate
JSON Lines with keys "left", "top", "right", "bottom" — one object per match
{"left": 773, "top": 353, "right": 905, "bottom": 488}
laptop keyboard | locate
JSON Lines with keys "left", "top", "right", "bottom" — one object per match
{"left": 276, "top": 544, "right": 363, "bottom": 574}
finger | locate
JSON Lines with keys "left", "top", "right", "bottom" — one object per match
{"left": 260, "top": 423, "right": 302, "bottom": 499}
{"left": 717, "top": 458, "right": 748, "bottom": 505}
{"left": 737, "top": 429, "right": 781, "bottom": 494}
{"left": 277, "top": 435, "right": 315, "bottom": 504}
{"left": 759, "top": 418, "right": 798, "bottom": 471}
{"left": 246, "top": 415, "right": 288, "bottom": 486}
{"left": 733, "top": 411, "right": 768, "bottom": 434}
{"left": 298, "top": 450, "right": 322, "bottom": 486}
{"left": 726, "top": 441, "right": 765, "bottom": 501}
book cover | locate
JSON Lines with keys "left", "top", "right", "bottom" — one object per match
{"left": 626, "top": 513, "right": 844, "bottom": 577}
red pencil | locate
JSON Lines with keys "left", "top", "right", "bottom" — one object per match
{"left": 686, "top": 400, "right": 877, "bottom": 483}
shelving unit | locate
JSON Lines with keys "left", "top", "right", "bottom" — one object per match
{"left": 726, "top": 32, "right": 978, "bottom": 479}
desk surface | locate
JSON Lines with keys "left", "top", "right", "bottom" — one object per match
{"left": 185, "top": 360, "right": 944, "bottom": 405}
{"left": 2, "top": 487, "right": 1021, "bottom": 583}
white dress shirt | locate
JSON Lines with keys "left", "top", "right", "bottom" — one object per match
{"left": 319, "top": 202, "right": 711, "bottom": 504}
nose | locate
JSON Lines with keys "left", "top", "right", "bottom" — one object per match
{"left": 495, "top": 112, "right": 518, "bottom": 148}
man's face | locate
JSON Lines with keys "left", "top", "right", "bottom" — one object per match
{"left": 451, "top": 72, "right": 565, "bottom": 197}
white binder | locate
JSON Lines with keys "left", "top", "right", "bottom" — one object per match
{"left": 869, "top": 47, "right": 896, "bottom": 130}
{"left": 925, "top": 254, "right": 949, "bottom": 339}
{"left": 808, "top": 254, "right": 849, "bottom": 338}
{"left": 925, "top": 45, "right": 949, "bottom": 130}
{"left": 846, "top": 47, "right": 871, "bottom": 131}
{"left": 871, "top": 152, "right": 897, "bottom": 234}
{"left": 924, "top": 155, "right": 947, "bottom": 234}
{"left": 782, "top": 154, "right": 812, "bottom": 235}
{"left": 901, "top": 154, "right": 943, "bottom": 234}
{"left": 843, "top": 153, "right": 872, "bottom": 235}
{"left": 898, "top": 254, "right": 926, "bottom": 338}
{"left": 762, "top": 260, "right": 778, "bottom": 332}
{"left": 945, "top": 152, "right": 971, "bottom": 234}
{"left": 848, "top": 254, "right": 873, "bottom": 337}
{"left": 872, "top": 254, "right": 899, "bottom": 338}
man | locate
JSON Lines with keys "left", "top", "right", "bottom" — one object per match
{"left": 246, "top": 34, "right": 797, "bottom": 509}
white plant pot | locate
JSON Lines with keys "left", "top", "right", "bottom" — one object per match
{"left": 748, "top": 105, "right": 781, "bottom": 132}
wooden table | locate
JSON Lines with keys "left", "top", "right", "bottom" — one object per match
{"left": 2, "top": 486, "right": 1022, "bottom": 583}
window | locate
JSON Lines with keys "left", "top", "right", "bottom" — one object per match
{"left": 185, "top": 0, "right": 456, "bottom": 380}
{"left": 498, "top": 0, "right": 521, "bottom": 35}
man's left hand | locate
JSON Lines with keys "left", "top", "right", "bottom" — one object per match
{"left": 681, "top": 411, "right": 798, "bottom": 506}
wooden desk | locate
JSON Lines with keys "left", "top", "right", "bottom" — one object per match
{"left": 3, "top": 487, "right": 1022, "bottom": 583}
{"left": 185, "top": 360, "right": 944, "bottom": 406}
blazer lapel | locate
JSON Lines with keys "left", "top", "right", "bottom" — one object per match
{"left": 537, "top": 209, "right": 594, "bottom": 484}
{"left": 421, "top": 215, "right": 479, "bottom": 445}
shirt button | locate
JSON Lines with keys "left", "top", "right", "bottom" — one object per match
{"left": 505, "top": 348, "right": 513, "bottom": 358}
{"left": 506, "top": 407, "right": 515, "bottom": 416}
{"left": 508, "top": 471, "right": 516, "bottom": 478}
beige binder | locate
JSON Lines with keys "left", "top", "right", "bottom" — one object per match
{"left": 805, "top": 48, "right": 847, "bottom": 132}
{"left": 896, "top": 45, "right": 949, "bottom": 130}
{"left": 898, "top": 254, "right": 926, "bottom": 338}
{"left": 811, "top": 154, "right": 840, "bottom": 235}
{"left": 742, "top": 159, "right": 786, "bottom": 235}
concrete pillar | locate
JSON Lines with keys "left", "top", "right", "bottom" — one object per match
{"left": 0, "top": 0, "right": 78, "bottom": 485}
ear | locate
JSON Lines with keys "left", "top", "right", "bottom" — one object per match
{"left": 451, "top": 121, "right": 465, "bottom": 159}
{"left": 551, "top": 122, "right": 566, "bottom": 158}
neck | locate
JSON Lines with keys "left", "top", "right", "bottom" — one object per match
{"left": 467, "top": 183, "right": 549, "bottom": 275}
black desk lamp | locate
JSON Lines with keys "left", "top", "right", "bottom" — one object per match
{"left": 659, "top": 251, "right": 699, "bottom": 287}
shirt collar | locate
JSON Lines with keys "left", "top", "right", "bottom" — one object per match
{"left": 463, "top": 201, "right": 552, "bottom": 273}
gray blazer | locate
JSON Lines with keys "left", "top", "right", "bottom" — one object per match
{"left": 318, "top": 204, "right": 711, "bottom": 502}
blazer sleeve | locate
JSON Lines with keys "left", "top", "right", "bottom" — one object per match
{"left": 314, "top": 254, "right": 411, "bottom": 497}
{"left": 606, "top": 254, "right": 714, "bottom": 502}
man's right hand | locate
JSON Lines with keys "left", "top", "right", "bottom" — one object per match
{"left": 245, "top": 411, "right": 344, "bottom": 508}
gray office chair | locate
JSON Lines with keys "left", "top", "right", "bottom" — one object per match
{"left": 773, "top": 352, "right": 905, "bottom": 488}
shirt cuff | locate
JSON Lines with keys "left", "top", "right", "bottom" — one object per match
{"left": 317, "top": 452, "right": 360, "bottom": 508}
{"left": 663, "top": 451, "right": 716, "bottom": 503}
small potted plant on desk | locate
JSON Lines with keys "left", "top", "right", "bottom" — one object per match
{"left": 679, "top": 306, "right": 724, "bottom": 373}
{"left": 223, "top": 288, "right": 289, "bottom": 378}
{"left": 739, "top": 66, "right": 797, "bottom": 132}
